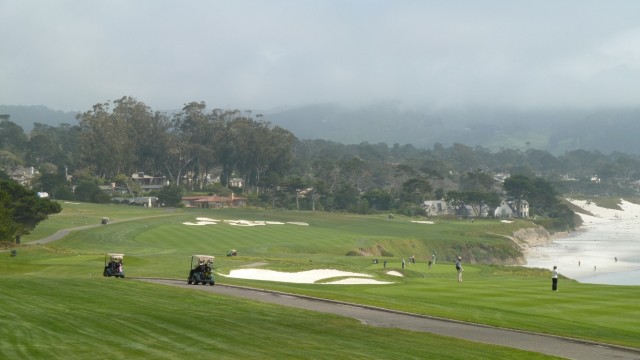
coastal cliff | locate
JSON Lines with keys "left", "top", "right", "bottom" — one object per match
{"left": 506, "top": 225, "right": 558, "bottom": 265}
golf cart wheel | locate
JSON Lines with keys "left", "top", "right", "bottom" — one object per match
{"left": 193, "top": 280, "right": 198, "bottom": 285}
{"left": 209, "top": 282, "right": 214, "bottom": 286}
{"left": 187, "top": 278, "right": 192, "bottom": 284}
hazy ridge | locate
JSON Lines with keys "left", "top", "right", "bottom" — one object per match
{"left": 4, "top": 103, "right": 640, "bottom": 155}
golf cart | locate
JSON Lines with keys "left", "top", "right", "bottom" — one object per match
{"left": 188, "top": 255, "right": 215, "bottom": 286}
{"left": 103, "top": 253, "right": 125, "bottom": 278}
{"left": 101, "top": 217, "right": 109, "bottom": 225}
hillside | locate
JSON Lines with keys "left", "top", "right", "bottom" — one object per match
{"left": 262, "top": 104, "right": 640, "bottom": 155}
{"left": 0, "top": 105, "right": 78, "bottom": 132}
{"left": 5, "top": 103, "right": 640, "bottom": 156}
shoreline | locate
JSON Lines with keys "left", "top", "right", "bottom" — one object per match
{"left": 523, "top": 199, "right": 640, "bottom": 286}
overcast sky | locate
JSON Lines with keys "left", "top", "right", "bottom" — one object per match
{"left": 3, "top": 1, "right": 640, "bottom": 112}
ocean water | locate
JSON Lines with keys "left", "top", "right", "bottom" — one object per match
{"left": 524, "top": 215, "right": 640, "bottom": 286}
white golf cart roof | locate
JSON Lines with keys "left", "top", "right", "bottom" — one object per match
{"left": 108, "top": 253, "right": 124, "bottom": 261}
{"left": 193, "top": 255, "right": 215, "bottom": 263}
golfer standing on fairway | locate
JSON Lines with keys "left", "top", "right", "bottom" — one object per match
{"left": 552, "top": 265, "right": 558, "bottom": 291}
{"left": 455, "top": 256, "right": 463, "bottom": 283}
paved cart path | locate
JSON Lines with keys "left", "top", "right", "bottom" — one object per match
{"left": 138, "top": 278, "right": 640, "bottom": 360}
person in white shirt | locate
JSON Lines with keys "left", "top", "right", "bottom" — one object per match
{"left": 455, "top": 256, "right": 463, "bottom": 283}
{"left": 552, "top": 266, "right": 558, "bottom": 291}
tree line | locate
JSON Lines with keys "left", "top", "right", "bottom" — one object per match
{"left": 4, "top": 96, "right": 640, "bottom": 231}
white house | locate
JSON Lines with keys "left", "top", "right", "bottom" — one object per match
{"left": 494, "top": 200, "right": 529, "bottom": 218}
{"left": 423, "top": 200, "right": 452, "bottom": 216}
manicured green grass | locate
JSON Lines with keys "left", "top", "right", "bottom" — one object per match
{"left": 22, "top": 201, "right": 174, "bottom": 242}
{"left": 0, "top": 273, "right": 559, "bottom": 359}
{"left": 3, "top": 202, "right": 639, "bottom": 357}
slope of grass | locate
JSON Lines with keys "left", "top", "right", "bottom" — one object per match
{"left": 5, "top": 202, "right": 640, "bottom": 353}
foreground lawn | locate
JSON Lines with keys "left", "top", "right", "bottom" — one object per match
{"left": 0, "top": 275, "right": 560, "bottom": 360}
{"left": 6, "top": 202, "right": 640, "bottom": 352}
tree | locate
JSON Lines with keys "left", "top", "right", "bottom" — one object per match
{"left": 0, "top": 179, "right": 61, "bottom": 243}
{"left": 171, "top": 102, "right": 218, "bottom": 190}
{"left": 32, "top": 173, "right": 68, "bottom": 199}
{"left": 78, "top": 102, "right": 133, "bottom": 178}
{"left": 157, "top": 184, "right": 183, "bottom": 207}
{"left": 26, "top": 123, "right": 77, "bottom": 169}
{"left": 334, "top": 183, "right": 360, "bottom": 212}
{"left": 0, "top": 150, "right": 22, "bottom": 171}
{"left": 112, "top": 97, "right": 172, "bottom": 176}
{"left": 75, "top": 181, "right": 107, "bottom": 203}
{"left": 459, "top": 169, "right": 496, "bottom": 192}
{"left": 503, "top": 174, "right": 533, "bottom": 202}
{"left": 279, "top": 176, "right": 308, "bottom": 210}
{"left": 0, "top": 120, "right": 28, "bottom": 152}
{"left": 462, "top": 191, "right": 501, "bottom": 217}
{"left": 362, "top": 188, "right": 392, "bottom": 211}
{"left": 401, "top": 177, "right": 432, "bottom": 205}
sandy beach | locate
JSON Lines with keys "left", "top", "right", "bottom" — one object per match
{"left": 524, "top": 199, "right": 640, "bottom": 286}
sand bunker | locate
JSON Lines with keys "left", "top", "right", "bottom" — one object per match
{"left": 182, "top": 218, "right": 309, "bottom": 227}
{"left": 224, "top": 219, "right": 266, "bottom": 226}
{"left": 411, "top": 220, "right": 434, "bottom": 224}
{"left": 501, "top": 220, "right": 513, "bottom": 223}
{"left": 325, "top": 278, "right": 392, "bottom": 285}
{"left": 386, "top": 271, "right": 403, "bottom": 277}
{"left": 225, "top": 268, "right": 391, "bottom": 284}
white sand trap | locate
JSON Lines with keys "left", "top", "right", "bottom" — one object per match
{"left": 325, "top": 278, "right": 392, "bottom": 284}
{"left": 225, "top": 220, "right": 266, "bottom": 226}
{"left": 386, "top": 271, "right": 403, "bottom": 277}
{"left": 501, "top": 220, "right": 513, "bottom": 223}
{"left": 411, "top": 220, "right": 434, "bottom": 224}
{"left": 225, "top": 268, "right": 389, "bottom": 284}
{"left": 182, "top": 218, "right": 309, "bottom": 227}
{"left": 183, "top": 221, "right": 217, "bottom": 226}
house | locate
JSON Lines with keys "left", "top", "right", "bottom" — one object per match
{"left": 494, "top": 200, "right": 529, "bottom": 218}
{"left": 131, "top": 172, "right": 167, "bottom": 192}
{"left": 208, "top": 175, "right": 244, "bottom": 189}
{"left": 456, "top": 204, "right": 491, "bottom": 218}
{"left": 6, "top": 166, "right": 38, "bottom": 187}
{"left": 229, "top": 178, "right": 244, "bottom": 188}
{"left": 181, "top": 193, "right": 248, "bottom": 208}
{"left": 422, "top": 200, "right": 452, "bottom": 216}
{"left": 112, "top": 196, "right": 159, "bottom": 207}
